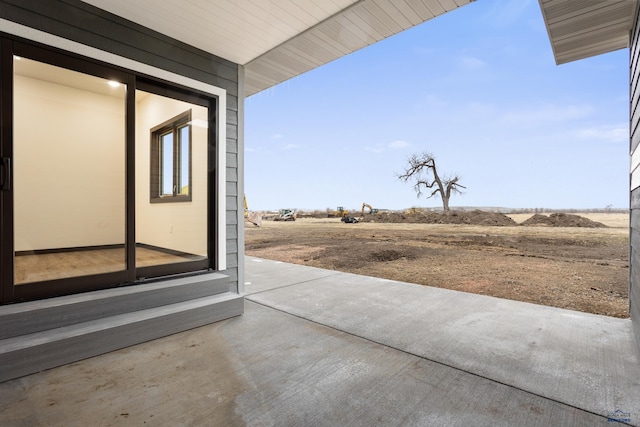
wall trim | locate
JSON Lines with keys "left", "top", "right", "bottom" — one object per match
{"left": 0, "top": 18, "right": 227, "bottom": 271}
{"left": 237, "top": 65, "right": 246, "bottom": 294}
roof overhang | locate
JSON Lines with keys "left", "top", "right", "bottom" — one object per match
{"left": 539, "top": 0, "right": 638, "bottom": 65}
{"left": 80, "top": 0, "right": 475, "bottom": 96}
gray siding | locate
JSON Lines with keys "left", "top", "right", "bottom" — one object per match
{"left": 630, "top": 5, "right": 640, "bottom": 351}
{"left": 0, "top": 0, "right": 240, "bottom": 292}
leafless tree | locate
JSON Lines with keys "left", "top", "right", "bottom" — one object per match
{"left": 397, "top": 152, "right": 465, "bottom": 214}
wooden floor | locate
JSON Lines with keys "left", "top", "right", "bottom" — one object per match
{"left": 15, "top": 247, "right": 205, "bottom": 284}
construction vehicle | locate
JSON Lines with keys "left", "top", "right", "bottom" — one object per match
{"left": 332, "top": 206, "right": 349, "bottom": 218}
{"left": 361, "top": 203, "right": 379, "bottom": 218}
{"left": 243, "top": 195, "right": 261, "bottom": 226}
{"left": 273, "top": 208, "right": 296, "bottom": 221}
{"left": 341, "top": 215, "right": 359, "bottom": 223}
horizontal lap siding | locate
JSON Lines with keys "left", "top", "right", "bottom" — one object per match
{"left": 632, "top": 12, "right": 640, "bottom": 154}
{"left": 1, "top": 0, "right": 241, "bottom": 291}
{"left": 631, "top": 5, "right": 640, "bottom": 352}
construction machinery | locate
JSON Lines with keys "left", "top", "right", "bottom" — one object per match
{"left": 361, "top": 203, "right": 379, "bottom": 218}
{"left": 341, "top": 215, "right": 359, "bottom": 223}
{"left": 243, "top": 195, "right": 261, "bottom": 226}
{"left": 273, "top": 208, "right": 296, "bottom": 221}
{"left": 332, "top": 206, "right": 349, "bottom": 218}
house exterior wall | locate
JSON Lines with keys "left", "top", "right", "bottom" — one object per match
{"left": 630, "top": 5, "right": 640, "bottom": 351}
{"left": 0, "top": 0, "right": 241, "bottom": 291}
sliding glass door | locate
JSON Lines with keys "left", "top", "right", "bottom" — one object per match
{"left": 0, "top": 39, "right": 216, "bottom": 303}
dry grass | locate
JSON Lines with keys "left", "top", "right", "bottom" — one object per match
{"left": 246, "top": 212, "right": 630, "bottom": 318}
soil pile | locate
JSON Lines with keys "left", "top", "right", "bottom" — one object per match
{"left": 521, "top": 213, "right": 606, "bottom": 228}
{"left": 359, "top": 210, "right": 517, "bottom": 226}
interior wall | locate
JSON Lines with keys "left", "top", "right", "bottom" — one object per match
{"left": 13, "top": 74, "right": 125, "bottom": 252}
{"left": 135, "top": 92, "right": 208, "bottom": 256}
{"left": 630, "top": 4, "right": 640, "bottom": 352}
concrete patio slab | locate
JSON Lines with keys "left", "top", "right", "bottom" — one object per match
{"left": 244, "top": 257, "right": 341, "bottom": 294}
{"left": 0, "top": 302, "right": 614, "bottom": 426}
{"left": 245, "top": 257, "right": 640, "bottom": 424}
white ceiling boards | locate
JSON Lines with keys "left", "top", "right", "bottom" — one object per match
{"left": 80, "top": 1, "right": 637, "bottom": 94}
{"left": 539, "top": 0, "right": 638, "bottom": 65}
{"left": 80, "top": 0, "right": 474, "bottom": 95}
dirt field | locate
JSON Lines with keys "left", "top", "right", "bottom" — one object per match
{"left": 244, "top": 212, "right": 630, "bottom": 318}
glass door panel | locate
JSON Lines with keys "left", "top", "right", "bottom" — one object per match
{"left": 135, "top": 89, "right": 208, "bottom": 271}
{"left": 13, "top": 57, "right": 127, "bottom": 284}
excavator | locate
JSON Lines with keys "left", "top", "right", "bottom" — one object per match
{"left": 361, "top": 202, "right": 378, "bottom": 219}
{"left": 243, "top": 195, "right": 261, "bottom": 226}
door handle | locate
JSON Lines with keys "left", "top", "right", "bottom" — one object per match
{"left": 1, "top": 157, "right": 10, "bottom": 191}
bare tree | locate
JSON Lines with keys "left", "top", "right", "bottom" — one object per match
{"left": 397, "top": 152, "right": 465, "bottom": 214}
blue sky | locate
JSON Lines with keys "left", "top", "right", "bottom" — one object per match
{"left": 245, "top": 0, "right": 629, "bottom": 212}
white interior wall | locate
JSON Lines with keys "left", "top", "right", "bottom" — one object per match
{"left": 135, "top": 92, "right": 208, "bottom": 256}
{"left": 14, "top": 74, "right": 125, "bottom": 252}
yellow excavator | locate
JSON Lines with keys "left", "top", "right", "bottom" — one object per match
{"left": 244, "top": 195, "right": 261, "bottom": 226}
{"left": 361, "top": 202, "right": 378, "bottom": 218}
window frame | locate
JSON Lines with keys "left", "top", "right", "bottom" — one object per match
{"left": 149, "top": 109, "right": 193, "bottom": 203}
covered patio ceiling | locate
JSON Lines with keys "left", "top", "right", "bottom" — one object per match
{"left": 79, "top": 1, "right": 637, "bottom": 96}
{"left": 80, "top": 0, "right": 474, "bottom": 96}
{"left": 539, "top": 0, "right": 638, "bottom": 65}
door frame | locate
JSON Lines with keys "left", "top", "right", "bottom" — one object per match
{"left": 0, "top": 28, "right": 227, "bottom": 303}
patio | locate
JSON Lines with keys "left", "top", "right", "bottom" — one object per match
{"left": 0, "top": 256, "right": 638, "bottom": 426}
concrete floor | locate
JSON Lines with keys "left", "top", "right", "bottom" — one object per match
{"left": 1, "top": 256, "right": 639, "bottom": 426}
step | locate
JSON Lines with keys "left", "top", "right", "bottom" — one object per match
{"left": 0, "top": 272, "right": 230, "bottom": 340}
{"left": 0, "top": 292, "right": 244, "bottom": 383}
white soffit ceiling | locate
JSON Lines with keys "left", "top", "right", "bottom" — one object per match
{"left": 539, "top": 0, "right": 638, "bottom": 65}
{"left": 80, "top": 0, "right": 474, "bottom": 96}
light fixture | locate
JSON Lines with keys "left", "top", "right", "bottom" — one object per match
{"left": 108, "top": 80, "right": 120, "bottom": 88}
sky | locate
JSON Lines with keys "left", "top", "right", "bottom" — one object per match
{"left": 244, "top": 0, "right": 629, "bottom": 212}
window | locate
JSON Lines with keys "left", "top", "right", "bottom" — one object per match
{"left": 150, "top": 110, "right": 192, "bottom": 202}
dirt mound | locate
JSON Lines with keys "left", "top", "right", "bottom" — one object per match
{"left": 521, "top": 213, "right": 606, "bottom": 228}
{"left": 359, "top": 210, "right": 517, "bottom": 226}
